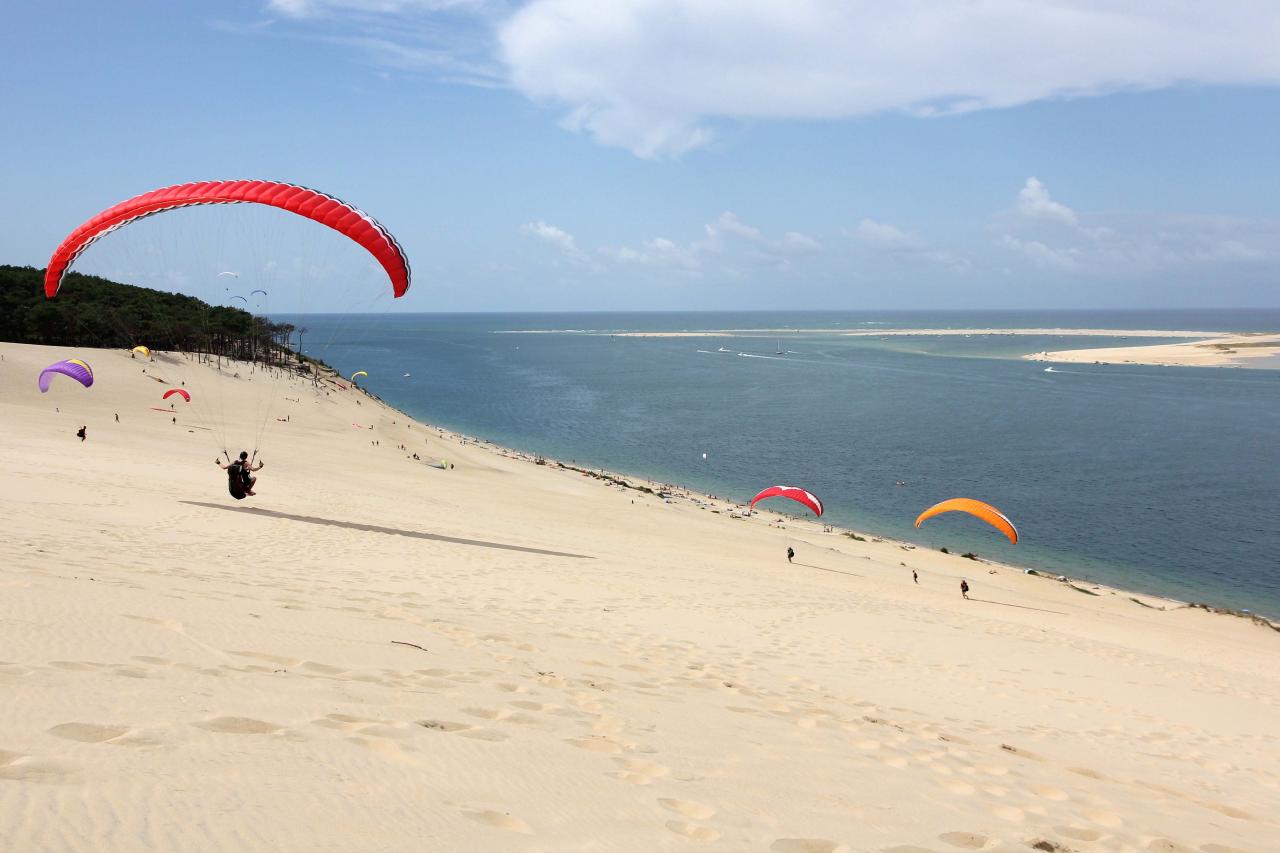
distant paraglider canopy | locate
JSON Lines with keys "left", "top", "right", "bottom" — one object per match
{"left": 749, "top": 485, "right": 824, "bottom": 517}
{"left": 131, "top": 345, "right": 151, "bottom": 358}
{"left": 163, "top": 388, "right": 191, "bottom": 403}
{"left": 43, "top": 179, "right": 412, "bottom": 299}
{"left": 350, "top": 370, "right": 368, "bottom": 382}
{"left": 39, "top": 358, "right": 94, "bottom": 392}
{"left": 915, "top": 498, "right": 1019, "bottom": 545}
{"left": 217, "top": 271, "right": 239, "bottom": 278}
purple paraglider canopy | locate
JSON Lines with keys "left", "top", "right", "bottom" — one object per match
{"left": 38, "top": 358, "right": 94, "bottom": 392}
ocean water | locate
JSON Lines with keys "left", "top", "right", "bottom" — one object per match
{"left": 282, "top": 310, "right": 1280, "bottom": 617}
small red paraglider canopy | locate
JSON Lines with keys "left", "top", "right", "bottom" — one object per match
{"left": 749, "top": 485, "right": 824, "bottom": 517}
{"left": 162, "top": 388, "right": 191, "bottom": 402}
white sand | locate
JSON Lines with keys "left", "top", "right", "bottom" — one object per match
{"left": 2, "top": 342, "right": 1278, "bottom": 851}
{"left": 1026, "top": 333, "right": 1280, "bottom": 368}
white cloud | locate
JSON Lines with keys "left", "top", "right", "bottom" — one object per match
{"left": 499, "top": 1, "right": 1280, "bottom": 157}
{"left": 779, "top": 231, "right": 821, "bottom": 253}
{"left": 1017, "top": 177, "right": 1079, "bottom": 227}
{"left": 853, "top": 219, "right": 924, "bottom": 251}
{"left": 267, "top": 0, "right": 482, "bottom": 17}
{"left": 999, "top": 234, "right": 1080, "bottom": 270}
{"left": 849, "top": 219, "right": 969, "bottom": 270}
{"left": 520, "top": 220, "right": 595, "bottom": 267}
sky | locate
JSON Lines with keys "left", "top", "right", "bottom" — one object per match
{"left": 3, "top": 0, "right": 1280, "bottom": 312}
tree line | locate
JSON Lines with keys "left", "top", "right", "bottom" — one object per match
{"left": 0, "top": 265, "right": 300, "bottom": 367}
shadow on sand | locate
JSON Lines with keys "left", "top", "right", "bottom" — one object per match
{"left": 793, "top": 562, "right": 863, "bottom": 578}
{"left": 179, "top": 501, "right": 592, "bottom": 559}
{"left": 968, "top": 597, "right": 1065, "bottom": 615}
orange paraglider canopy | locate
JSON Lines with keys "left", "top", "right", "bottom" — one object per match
{"left": 914, "top": 498, "right": 1018, "bottom": 545}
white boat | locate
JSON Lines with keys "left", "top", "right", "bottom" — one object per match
{"left": 717, "top": 346, "right": 732, "bottom": 353}
{"left": 775, "top": 338, "right": 784, "bottom": 355}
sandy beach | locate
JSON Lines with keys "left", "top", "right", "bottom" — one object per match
{"left": 2, "top": 342, "right": 1278, "bottom": 852}
{"left": 1025, "top": 334, "right": 1280, "bottom": 369}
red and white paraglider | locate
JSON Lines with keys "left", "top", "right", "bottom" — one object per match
{"left": 749, "top": 485, "right": 824, "bottom": 517}
{"left": 44, "top": 179, "right": 412, "bottom": 299}
{"left": 163, "top": 388, "right": 191, "bottom": 403}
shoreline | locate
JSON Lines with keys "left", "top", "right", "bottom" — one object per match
{"left": 371, "top": 377, "right": 1280, "bottom": 625}
{"left": 495, "top": 326, "right": 1223, "bottom": 338}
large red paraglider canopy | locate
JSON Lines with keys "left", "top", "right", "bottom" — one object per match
{"left": 44, "top": 180, "right": 411, "bottom": 299}
{"left": 749, "top": 485, "right": 824, "bottom": 517}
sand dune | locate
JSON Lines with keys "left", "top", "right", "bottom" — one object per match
{"left": 2, "top": 342, "right": 1277, "bottom": 851}
{"left": 1026, "top": 333, "right": 1280, "bottom": 368}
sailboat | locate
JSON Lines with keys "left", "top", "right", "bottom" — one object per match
{"left": 775, "top": 338, "right": 784, "bottom": 355}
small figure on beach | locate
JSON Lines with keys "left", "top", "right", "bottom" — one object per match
{"left": 114, "top": 413, "right": 119, "bottom": 423}
{"left": 786, "top": 547, "right": 795, "bottom": 563}
{"left": 76, "top": 425, "right": 86, "bottom": 441}
{"left": 913, "top": 569, "right": 918, "bottom": 584}
{"left": 960, "top": 579, "right": 970, "bottom": 599}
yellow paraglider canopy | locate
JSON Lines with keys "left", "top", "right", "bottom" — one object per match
{"left": 131, "top": 345, "right": 151, "bottom": 358}
{"left": 915, "top": 498, "right": 1019, "bottom": 545}
{"left": 350, "top": 370, "right": 368, "bottom": 382}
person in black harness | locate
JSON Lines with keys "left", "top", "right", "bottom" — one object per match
{"left": 216, "top": 451, "right": 264, "bottom": 499}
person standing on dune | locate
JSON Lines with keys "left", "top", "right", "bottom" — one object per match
{"left": 960, "top": 579, "right": 970, "bottom": 599}
{"left": 76, "top": 425, "right": 86, "bottom": 441}
{"left": 786, "top": 547, "right": 795, "bottom": 563}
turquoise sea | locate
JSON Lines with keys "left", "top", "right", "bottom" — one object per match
{"left": 283, "top": 310, "right": 1280, "bottom": 617}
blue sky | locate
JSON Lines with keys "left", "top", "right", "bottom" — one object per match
{"left": 3, "top": 1, "right": 1280, "bottom": 311}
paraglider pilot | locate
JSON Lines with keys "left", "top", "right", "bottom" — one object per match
{"left": 216, "top": 451, "right": 264, "bottom": 499}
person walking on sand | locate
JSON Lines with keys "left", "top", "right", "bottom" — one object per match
{"left": 913, "top": 569, "right": 918, "bottom": 584}
{"left": 786, "top": 546, "right": 795, "bottom": 563}
{"left": 76, "top": 425, "right": 86, "bottom": 442}
{"left": 960, "top": 579, "right": 970, "bottom": 599}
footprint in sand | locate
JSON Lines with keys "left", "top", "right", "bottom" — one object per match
{"left": 0, "top": 757, "right": 78, "bottom": 784}
{"left": 1144, "top": 840, "right": 1197, "bottom": 853}
{"left": 48, "top": 723, "right": 130, "bottom": 743}
{"left": 1030, "top": 784, "right": 1069, "bottom": 801}
{"left": 990, "top": 804, "right": 1023, "bottom": 822}
{"left": 1067, "top": 766, "right": 1106, "bottom": 780}
{"left": 666, "top": 821, "right": 721, "bottom": 842}
{"left": 940, "top": 778, "right": 975, "bottom": 796}
{"left": 1054, "top": 826, "right": 1101, "bottom": 842}
{"left": 463, "top": 707, "right": 512, "bottom": 721}
{"left": 458, "top": 729, "right": 509, "bottom": 742}
{"left": 417, "top": 719, "right": 472, "bottom": 733}
{"left": 937, "top": 831, "right": 988, "bottom": 849}
{"left": 348, "top": 737, "right": 414, "bottom": 761}
{"left": 770, "top": 839, "right": 847, "bottom": 853}
{"left": 300, "top": 661, "right": 347, "bottom": 675}
{"left": 612, "top": 756, "right": 670, "bottom": 785}
{"left": 461, "top": 808, "right": 533, "bottom": 835}
{"left": 998, "top": 743, "right": 1044, "bottom": 761}
{"left": 567, "top": 736, "right": 625, "bottom": 754}
{"left": 659, "top": 798, "right": 716, "bottom": 820}
{"left": 194, "top": 717, "right": 281, "bottom": 734}
{"left": 1081, "top": 809, "right": 1123, "bottom": 828}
